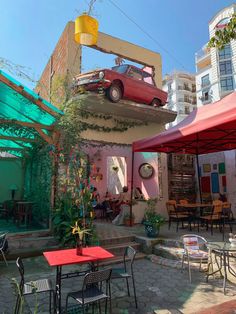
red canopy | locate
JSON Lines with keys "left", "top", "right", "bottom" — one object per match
{"left": 133, "top": 92, "right": 236, "bottom": 155}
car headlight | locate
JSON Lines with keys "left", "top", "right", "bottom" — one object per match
{"left": 99, "top": 71, "right": 104, "bottom": 79}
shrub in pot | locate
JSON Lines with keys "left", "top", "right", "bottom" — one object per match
{"left": 143, "top": 198, "right": 165, "bottom": 237}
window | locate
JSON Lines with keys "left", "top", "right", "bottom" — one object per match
{"left": 183, "top": 83, "right": 189, "bottom": 91}
{"left": 185, "top": 107, "right": 190, "bottom": 114}
{"left": 202, "top": 91, "right": 209, "bottom": 101}
{"left": 201, "top": 74, "right": 210, "bottom": 87}
{"left": 218, "top": 44, "right": 231, "bottom": 60}
{"left": 220, "top": 77, "right": 234, "bottom": 92}
{"left": 192, "top": 84, "right": 196, "bottom": 92}
{"left": 184, "top": 95, "right": 190, "bottom": 103}
{"left": 168, "top": 83, "right": 172, "bottom": 91}
{"left": 112, "top": 65, "right": 129, "bottom": 73}
{"left": 219, "top": 60, "right": 232, "bottom": 75}
{"left": 143, "top": 71, "right": 154, "bottom": 85}
{"left": 127, "top": 67, "right": 142, "bottom": 80}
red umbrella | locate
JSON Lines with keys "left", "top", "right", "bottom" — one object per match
{"left": 133, "top": 92, "right": 236, "bottom": 155}
{"left": 132, "top": 92, "right": 236, "bottom": 201}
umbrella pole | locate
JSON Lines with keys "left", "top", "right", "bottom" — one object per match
{"left": 130, "top": 150, "right": 134, "bottom": 226}
{"left": 196, "top": 154, "right": 202, "bottom": 202}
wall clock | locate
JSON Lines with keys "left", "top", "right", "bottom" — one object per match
{"left": 138, "top": 163, "right": 154, "bottom": 179}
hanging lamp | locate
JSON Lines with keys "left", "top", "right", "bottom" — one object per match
{"left": 75, "top": 13, "right": 99, "bottom": 46}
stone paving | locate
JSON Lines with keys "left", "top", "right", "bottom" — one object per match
{"left": 1, "top": 254, "right": 236, "bottom": 314}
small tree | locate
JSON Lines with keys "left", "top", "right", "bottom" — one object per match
{"left": 208, "top": 14, "right": 236, "bottom": 49}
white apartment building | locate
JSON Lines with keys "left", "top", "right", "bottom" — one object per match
{"left": 196, "top": 4, "right": 236, "bottom": 106}
{"left": 163, "top": 71, "right": 197, "bottom": 128}
{"left": 195, "top": 4, "right": 236, "bottom": 208}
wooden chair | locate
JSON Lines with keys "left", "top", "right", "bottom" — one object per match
{"left": 200, "top": 200, "right": 223, "bottom": 235}
{"left": 166, "top": 200, "right": 189, "bottom": 232}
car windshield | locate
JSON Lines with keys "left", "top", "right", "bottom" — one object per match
{"left": 112, "top": 65, "right": 129, "bottom": 74}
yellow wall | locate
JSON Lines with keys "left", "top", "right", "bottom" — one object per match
{"left": 94, "top": 31, "right": 162, "bottom": 88}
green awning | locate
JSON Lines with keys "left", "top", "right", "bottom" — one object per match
{"left": 0, "top": 70, "right": 63, "bottom": 157}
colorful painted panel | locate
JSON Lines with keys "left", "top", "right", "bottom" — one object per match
{"left": 213, "top": 164, "right": 217, "bottom": 170}
{"left": 211, "top": 173, "right": 219, "bottom": 193}
{"left": 219, "top": 162, "right": 225, "bottom": 174}
{"left": 222, "top": 175, "right": 227, "bottom": 192}
{"left": 201, "top": 176, "right": 211, "bottom": 193}
{"left": 203, "top": 164, "right": 211, "bottom": 173}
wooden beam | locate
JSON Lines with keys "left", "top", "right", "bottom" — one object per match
{"left": 0, "top": 135, "right": 37, "bottom": 143}
{"left": 0, "top": 147, "right": 25, "bottom": 151}
{"left": 0, "top": 73, "right": 59, "bottom": 118}
{"left": 35, "top": 128, "right": 53, "bottom": 144}
{"left": 0, "top": 119, "right": 54, "bottom": 130}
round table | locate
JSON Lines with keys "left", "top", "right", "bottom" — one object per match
{"left": 206, "top": 241, "right": 236, "bottom": 294}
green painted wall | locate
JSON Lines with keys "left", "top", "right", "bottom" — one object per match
{"left": 0, "top": 158, "right": 23, "bottom": 202}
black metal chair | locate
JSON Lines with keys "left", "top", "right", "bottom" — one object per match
{"left": 65, "top": 268, "right": 112, "bottom": 314}
{"left": 110, "top": 246, "right": 137, "bottom": 308}
{"left": 0, "top": 232, "right": 9, "bottom": 266}
{"left": 14, "top": 257, "right": 54, "bottom": 314}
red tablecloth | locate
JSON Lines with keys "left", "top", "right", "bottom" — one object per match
{"left": 43, "top": 246, "right": 114, "bottom": 267}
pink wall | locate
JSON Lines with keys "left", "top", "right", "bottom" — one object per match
{"left": 83, "top": 144, "right": 159, "bottom": 199}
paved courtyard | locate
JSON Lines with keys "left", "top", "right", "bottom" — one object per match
{"left": 1, "top": 253, "right": 236, "bottom": 314}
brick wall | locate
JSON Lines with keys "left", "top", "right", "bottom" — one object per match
{"left": 36, "top": 22, "right": 81, "bottom": 104}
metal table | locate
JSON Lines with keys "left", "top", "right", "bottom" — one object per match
{"left": 206, "top": 241, "right": 236, "bottom": 294}
{"left": 44, "top": 246, "right": 114, "bottom": 313}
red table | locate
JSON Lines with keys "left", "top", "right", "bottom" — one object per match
{"left": 43, "top": 246, "right": 114, "bottom": 313}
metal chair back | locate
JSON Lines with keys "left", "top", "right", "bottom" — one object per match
{"left": 0, "top": 232, "right": 9, "bottom": 266}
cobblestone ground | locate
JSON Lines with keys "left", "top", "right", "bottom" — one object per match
{"left": 1, "top": 256, "right": 236, "bottom": 314}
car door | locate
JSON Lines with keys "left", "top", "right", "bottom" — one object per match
{"left": 141, "top": 71, "right": 159, "bottom": 104}
{"left": 124, "top": 66, "right": 148, "bottom": 103}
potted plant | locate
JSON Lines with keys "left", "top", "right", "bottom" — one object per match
{"left": 143, "top": 198, "right": 165, "bottom": 238}
{"left": 123, "top": 212, "right": 135, "bottom": 226}
{"left": 71, "top": 220, "right": 90, "bottom": 255}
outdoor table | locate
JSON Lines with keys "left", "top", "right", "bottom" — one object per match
{"left": 15, "top": 201, "right": 33, "bottom": 226}
{"left": 176, "top": 203, "right": 213, "bottom": 231}
{"left": 206, "top": 241, "right": 236, "bottom": 294}
{"left": 43, "top": 246, "right": 114, "bottom": 313}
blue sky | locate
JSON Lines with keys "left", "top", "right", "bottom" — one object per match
{"left": 0, "top": 0, "right": 234, "bottom": 88}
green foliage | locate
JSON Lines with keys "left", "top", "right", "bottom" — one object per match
{"left": 208, "top": 14, "right": 236, "bottom": 49}
{"left": 24, "top": 144, "right": 52, "bottom": 227}
{"left": 144, "top": 198, "right": 165, "bottom": 228}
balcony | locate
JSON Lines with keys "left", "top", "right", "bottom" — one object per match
{"left": 195, "top": 45, "right": 211, "bottom": 70}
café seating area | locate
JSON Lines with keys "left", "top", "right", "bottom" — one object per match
{"left": 166, "top": 199, "right": 234, "bottom": 238}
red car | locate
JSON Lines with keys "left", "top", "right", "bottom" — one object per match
{"left": 72, "top": 64, "right": 167, "bottom": 107}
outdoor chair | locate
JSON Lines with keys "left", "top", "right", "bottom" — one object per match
{"left": 200, "top": 200, "right": 223, "bottom": 235}
{"left": 222, "top": 203, "right": 236, "bottom": 240}
{"left": 65, "top": 268, "right": 112, "bottom": 314}
{"left": 181, "top": 234, "right": 209, "bottom": 283}
{"left": 0, "top": 232, "right": 9, "bottom": 266}
{"left": 110, "top": 246, "right": 138, "bottom": 308}
{"left": 166, "top": 200, "right": 189, "bottom": 232}
{"left": 14, "top": 257, "right": 54, "bottom": 314}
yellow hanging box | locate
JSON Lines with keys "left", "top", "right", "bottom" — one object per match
{"left": 75, "top": 14, "right": 99, "bottom": 46}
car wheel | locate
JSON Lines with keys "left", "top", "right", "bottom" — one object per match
{"left": 151, "top": 98, "right": 162, "bottom": 107}
{"left": 107, "top": 84, "right": 122, "bottom": 103}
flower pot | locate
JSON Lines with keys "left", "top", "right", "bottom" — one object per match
{"left": 144, "top": 222, "right": 160, "bottom": 238}
{"left": 124, "top": 217, "right": 135, "bottom": 227}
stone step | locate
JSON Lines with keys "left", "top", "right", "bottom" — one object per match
{"left": 153, "top": 244, "right": 184, "bottom": 261}
{"left": 1, "top": 246, "right": 59, "bottom": 261}
{"left": 100, "top": 252, "right": 146, "bottom": 266}
{"left": 99, "top": 235, "right": 136, "bottom": 246}
{"left": 9, "top": 236, "right": 58, "bottom": 250}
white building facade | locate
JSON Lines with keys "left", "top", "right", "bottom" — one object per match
{"left": 195, "top": 4, "right": 236, "bottom": 210}
{"left": 163, "top": 71, "right": 197, "bottom": 128}
{"left": 196, "top": 4, "right": 236, "bottom": 106}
